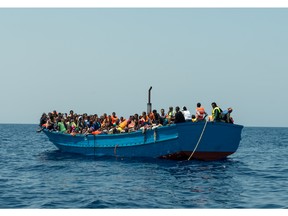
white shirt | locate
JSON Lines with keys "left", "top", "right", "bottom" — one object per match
{"left": 182, "top": 110, "right": 192, "bottom": 121}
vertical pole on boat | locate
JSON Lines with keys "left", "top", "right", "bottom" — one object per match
{"left": 147, "top": 86, "right": 152, "bottom": 114}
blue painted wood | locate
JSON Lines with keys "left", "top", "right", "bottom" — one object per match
{"left": 43, "top": 122, "right": 243, "bottom": 160}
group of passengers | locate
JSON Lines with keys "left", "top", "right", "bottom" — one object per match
{"left": 39, "top": 102, "right": 233, "bottom": 135}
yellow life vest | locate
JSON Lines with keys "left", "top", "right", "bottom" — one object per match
{"left": 212, "top": 107, "right": 221, "bottom": 120}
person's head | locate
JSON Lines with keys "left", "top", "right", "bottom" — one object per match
{"left": 153, "top": 109, "right": 157, "bottom": 114}
{"left": 197, "top": 103, "right": 201, "bottom": 108}
{"left": 211, "top": 102, "right": 217, "bottom": 108}
{"left": 112, "top": 112, "right": 116, "bottom": 117}
{"left": 175, "top": 106, "right": 180, "bottom": 112}
{"left": 115, "top": 119, "right": 120, "bottom": 125}
{"left": 169, "top": 106, "right": 173, "bottom": 111}
{"left": 228, "top": 107, "right": 233, "bottom": 113}
{"left": 142, "top": 111, "right": 147, "bottom": 116}
{"left": 182, "top": 106, "right": 187, "bottom": 111}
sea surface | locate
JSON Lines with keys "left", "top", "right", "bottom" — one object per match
{"left": 0, "top": 124, "right": 287, "bottom": 209}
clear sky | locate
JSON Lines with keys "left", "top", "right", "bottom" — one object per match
{"left": 0, "top": 8, "right": 287, "bottom": 127}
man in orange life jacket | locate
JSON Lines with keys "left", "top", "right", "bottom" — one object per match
{"left": 196, "top": 103, "right": 207, "bottom": 121}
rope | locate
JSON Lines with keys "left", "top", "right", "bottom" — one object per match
{"left": 114, "top": 144, "right": 119, "bottom": 156}
{"left": 154, "top": 128, "right": 157, "bottom": 143}
{"left": 93, "top": 135, "right": 96, "bottom": 156}
{"left": 142, "top": 128, "right": 147, "bottom": 143}
{"left": 187, "top": 120, "right": 209, "bottom": 161}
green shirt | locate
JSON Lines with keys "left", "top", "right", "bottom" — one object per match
{"left": 58, "top": 122, "right": 66, "bottom": 132}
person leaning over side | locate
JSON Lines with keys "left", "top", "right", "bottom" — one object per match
{"left": 211, "top": 102, "right": 222, "bottom": 122}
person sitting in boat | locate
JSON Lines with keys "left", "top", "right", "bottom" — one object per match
{"left": 148, "top": 111, "right": 155, "bottom": 122}
{"left": 77, "top": 116, "right": 86, "bottom": 132}
{"left": 167, "top": 106, "right": 175, "bottom": 123}
{"left": 127, "top": 115, "right": 137, "bottom": 132}
{"left": 100, "top": 113, "right": 108, "bottom": 128}
{"left": 151, "top": 109, "right": 161, "bottom": 125}
{"left": 119, "top": 116, "right": 126, "bottom": 124}
{"left": 159, "top": 108, "right": 168, "bottom": 126}
{"left": 51, "top": 110, "right": 58, "bottom": 120}
{"left": 84, "top": 115, "right": 90, "bottom": 128}
{"left": 192, "top": 115, "right": 197, "bottom": 122}
{"left": 57, "top": 118, "right": 67, "bottom": 133}
{"left": 117, "top": 117, "right": 130, "bottom": 133}
{"left": 39, "top": 113, "right": 47, "bottom": 127}
{"left": 139, "top": 111, "right": 150, "bottom": 126}
{"left": 68, "top": 110, "right": 74, "bottom": 118}
{"left": 196, "top": 102, "right": 207, "bottom": 122}
{"left": 70, "top": 119, "right": 77, "bottom": 132}
{"left": 90, "top": 118, "right": 101, "bottom": 132}
{"left": 111, "top": 112, "right": 119, "bottom": 125}
{"left": 174, "top": 106, "right": 185, "bottom": 123}
{"left": 211, "top": 102, "right": 223, "bottom": 122}
{"left": 133, "top": 113, "right": 141, "bottom": 130}
{"left": 46, "top": 117, "right": 57, "bottom": 131}
{"left": 182, "top": 106, "right": 192, "bottom": 122}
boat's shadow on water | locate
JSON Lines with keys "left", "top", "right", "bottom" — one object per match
{"left": 39, "top": 149, "right": 244, "bottom": 168}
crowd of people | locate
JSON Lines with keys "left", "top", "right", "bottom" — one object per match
{"left": 39, "top": 102, "right": 234, "bottom": 135}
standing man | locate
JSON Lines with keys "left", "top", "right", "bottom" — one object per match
{"left": 211, "top": 102, "right": 222, "bottom": 122}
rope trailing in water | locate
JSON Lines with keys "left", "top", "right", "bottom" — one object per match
{"left": 187, "top": 120, "right": 209, "bottom": 161}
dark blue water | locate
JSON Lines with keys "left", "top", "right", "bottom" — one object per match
{"left": 0, "top": 124, "right": 287, "bottom": 208}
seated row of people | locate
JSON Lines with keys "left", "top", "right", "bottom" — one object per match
{"left": 39, "top": 102, "right": 233, "bottom": 135}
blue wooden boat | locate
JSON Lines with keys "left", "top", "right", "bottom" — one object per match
{"left": 42, "top": 121, "right": 243, "bottom": 161}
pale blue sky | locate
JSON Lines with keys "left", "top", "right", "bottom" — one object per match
{"left": 0, "top": 8, "right": 287, "bottom": 127}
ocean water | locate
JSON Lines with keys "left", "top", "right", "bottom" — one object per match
{"left": 0, "top": 124, "right": 287, "bottom": 209}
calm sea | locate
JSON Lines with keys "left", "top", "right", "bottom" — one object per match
{"left": 0, "top": 124, "right": 287, "bottom": 209}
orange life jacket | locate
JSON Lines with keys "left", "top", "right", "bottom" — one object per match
{"left": 111, "top": 115, "right": 118, "bottom": 124}
{"left": 141, "top": 116, "right": 149, "bottom": 122}
{"left": 92, "top": 130, "right": 102, "bottom": 135}
{"left": 196, "top": 107, "right": 205, "bottom": 120}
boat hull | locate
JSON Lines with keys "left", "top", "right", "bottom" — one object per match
{"left": 43, "top": 122, "right": 243, "bottom": 161}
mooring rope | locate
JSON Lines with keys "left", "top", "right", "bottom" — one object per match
{"left": 187, "top": 120, "right": 209, "bottom": 161}
{"left": 93, "top": 135, "right": 96, "bottom": 156}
